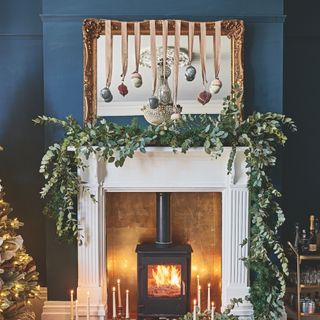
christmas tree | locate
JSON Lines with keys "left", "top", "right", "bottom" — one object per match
{"left": 0, "top": 180, "right": 39, "bottom": 319}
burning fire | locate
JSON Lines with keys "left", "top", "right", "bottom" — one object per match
{"left": 152, "top": 265, "right": 181, "bottom": 289}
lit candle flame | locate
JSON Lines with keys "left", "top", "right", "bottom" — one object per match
{"left": 194, "top": 299, "right": 197, "bottom": 305}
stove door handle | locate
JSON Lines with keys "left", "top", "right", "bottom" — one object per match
{"left": 182, "top": 281, "right": 186, "bottom": 296}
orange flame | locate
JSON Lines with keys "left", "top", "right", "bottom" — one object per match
{"left": 152, "top": 265, "right": 181, "bottom": 288}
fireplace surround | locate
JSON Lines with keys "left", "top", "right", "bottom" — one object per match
{"left": 42, "top": 147, "right": 254, "bottom": 319}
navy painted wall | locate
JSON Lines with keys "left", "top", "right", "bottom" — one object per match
{"left": 0, "top": 0, "right": 46, "bottom": 284}
{"left": 282, "top": 1, "right": 320, "bottom": 239}
{"left": 1, "top": 0, "right": 293, "bottom": 301}
{"left": 41, "top": 0, "right": 285, "bottom": 300}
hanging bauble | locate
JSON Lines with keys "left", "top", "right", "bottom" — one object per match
{"left": 118, "top": 83, "right": 128, "bottom": 97}
{"left": 197, "top": 90, "right": 212, "bottom": 105}
{"left": 185, "top": 65, "right": 196, "bottom": 81}
{"left": 209, "top": 78, "right": 222, "bottom": 95}
{"left": 100, "top": 87, "right": 113, "bottom": 103}
{"left": 131, "top": 72, "right": 143, "bottom": 88}
{"left": 171, "top": 112, "right": 181, "bottom": 120}
{"left": 148, "top": 96, "right": 159, "bottom": 109}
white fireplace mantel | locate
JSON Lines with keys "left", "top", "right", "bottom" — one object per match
{"left": 42, "top": 147, "right": 254, "bottom": 320}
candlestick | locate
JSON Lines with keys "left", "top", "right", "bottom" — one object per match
{"left": 117, "top": 279, "right": 122, "bottom": 307}
{"left": 75, "top": 300, "right": 79, "bottom": 320}
{"left": 193, "top": 299, "right": 197, "bottom": 320}
{"left": 125, "top": 289, "right": 129, "bottom": 319}
{"left": 211, "top": 302, "right": 215, "bottom": 320}
{"left": 196, "top": 274, "right": 200, "bottom": 290}
{"left": 197, "top": 285, "right": 201, "bottom": 313}
{"left": 112, "top": 287, "right": 117, "bottom": 319}
{"left": 207, "top": 283, "right": 211, "bottom": 311}
{"left": 70, "top": 290, "right": 74, "bottom": 320}
{"left": 86, "top": 291, "right": 90, "bottom": 320}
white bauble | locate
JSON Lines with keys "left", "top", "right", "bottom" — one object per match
{"left": 209, "top": 78, "right": 222, "bottom": 95}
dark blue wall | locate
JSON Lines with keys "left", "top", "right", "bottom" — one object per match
{"left": 282, "top": 1, "right": 320, "bottom": 238}
{"left": 1, "top": 0, "right": 288, "bottom": 301}
{"left": 41, "top": 0, "right": 285, "bottom": 300}
{"left": 0, "top": 0, "right": 46, "bottom": 284}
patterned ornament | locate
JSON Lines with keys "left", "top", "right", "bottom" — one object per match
{"left": 164, "top": 65, "right": 171, "bottom": 78}
{"left": 148, "top": 96, "right": 159, "bottom": 109}
{"left": 118, "top": 82, "right": 128, "bottom": 97}
{"left": 100, "top": 87, "right": 113, "bottom": 103}
{"left": 197, "top": 90, "right": 212, "bottom": 105}
{"left": 209, "top": 78, "right": 222, "bottom": 95}
{"left": 185, "top": 65, "right": 196, "bottom": 81}
{"left": 170, "top": 112, "right": 181, "bottom": 120}
{"left": 131, "top": 72, "right": 143, "bottom": 88}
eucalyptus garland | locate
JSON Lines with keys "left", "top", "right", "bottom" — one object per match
{"left": 34, "top": 89, "right": 296, "bottom": 319}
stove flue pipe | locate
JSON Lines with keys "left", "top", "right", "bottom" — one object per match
{"left": 156, "top": 192, "right": 172, "bottom": 245}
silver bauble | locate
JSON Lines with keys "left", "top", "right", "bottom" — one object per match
{"left": 185, "top": 65, "right": 196, "bottom": 81}
{"left": 100, "top": 87, "right": 113, "bottom": 103}
{"left": 148, "top": 96, "right": 159, "bottom": 109}
{"left": 209, "top": 78, "right": 222, "bottom": 94}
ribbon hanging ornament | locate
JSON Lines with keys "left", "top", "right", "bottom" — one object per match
{"left": 148, "top": 20, "right": 159, "bottom": 109}
{"left": 185, "top": 22, "right": 196, "bottom": 81}
{"left": 197, "top": 22, "right": 212, "bottom": 105}
{"left": 158, "top": 20, "right": 172, "bottom": 105}
{"left": 161, "top": 20, "right": 171, "bottom": 79}
{"left": 131, "top": 22, "right": 143, "bottom": 88}
{"left": 209, "top": 21, "right": 222, "bottom": 94}
{"left": 118, "top": 22, "right": 129, "bottom": 97}
{"left": 171, "top": 20, "right": 182, "bottom": 120}
{"left": 100, "top": 20, "right": 113, "bottom": 103}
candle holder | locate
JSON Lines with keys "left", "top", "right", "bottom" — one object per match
{"left": 117, "top": 306, "right": 124, "bottom": 319}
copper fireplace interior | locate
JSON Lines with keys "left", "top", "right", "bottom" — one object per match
{"left": 106, "top": 192, "right": 222, "bottom": 319}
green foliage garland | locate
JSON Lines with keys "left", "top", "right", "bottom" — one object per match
{"left": 34, "top": 90, "right": 296, "bottom": 319}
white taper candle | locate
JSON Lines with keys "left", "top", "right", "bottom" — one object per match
{"left": 70, "top": 290, "right": 74, "bottom": 320}
{"left": 207, "top": 283, "right": 211, "bottom": 311}
{"left": 211, "top": 302, "right": 215, "bottom": 320}
{"left": 198, "top": 285, "right": 201, "bottom": 313}
{"left": 193, "top": 299, "right": 197, "bottom": 320}
{"left": 75, "top": 300, "right": 79, "bottom": 320}
{"left": 86, "top": 291, "right": 90, "bottom": 320}
{"left": 112, "top": 287, "right": 117, "bottom": 318}
{"left": 125, "top": 289, "right": 129, "bottom": 319}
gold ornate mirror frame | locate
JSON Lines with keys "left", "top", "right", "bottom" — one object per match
{"left": 83, "top": 19, "right": 244, "bottom": 124}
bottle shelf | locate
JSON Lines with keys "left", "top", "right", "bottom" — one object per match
{"left": 300, "top": 312, "right": 320, "bottom": 317}
{"left": 301, "top": 285, "right": 320, "bottom": 289}
{"left": 300, "top": 255, "right": 320, "bottom": 261}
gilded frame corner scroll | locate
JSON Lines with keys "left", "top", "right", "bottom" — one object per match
{"left": 83, "top": 19, "right": 244, "bottom": 124}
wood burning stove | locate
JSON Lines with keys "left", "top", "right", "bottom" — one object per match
{"left": 136, "top": 193, "right": 192, "bottom": 319}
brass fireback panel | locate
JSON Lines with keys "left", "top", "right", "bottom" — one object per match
{"left": 106, "top": 192, "right": 222, "bottom": 319}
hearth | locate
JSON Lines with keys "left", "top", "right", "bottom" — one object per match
{"left": 136, "top": 193, "right": 192, "bottom": 319}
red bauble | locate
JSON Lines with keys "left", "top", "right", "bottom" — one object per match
{"left": 118, "top": 82, "right": 128, "bottom": 97}
{"left": 197, "top": 90, "right": 212, "bottom": 105}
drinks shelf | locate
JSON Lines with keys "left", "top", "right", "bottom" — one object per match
{"left": 287, "top": 242, "right": 320, "bottom": 320}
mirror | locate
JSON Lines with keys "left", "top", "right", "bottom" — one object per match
{"left": 83, "top": 19, "right": 244, "bottom": 124}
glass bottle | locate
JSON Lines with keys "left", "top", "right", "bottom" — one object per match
{"left": 309, "top": 214, "right": 317, "bottom": 254}
{"left": 301, "top": 229, "right": 309, "bottom": 254}
{"left": 294, "top": 223, "right": 300, "bottom": 252}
